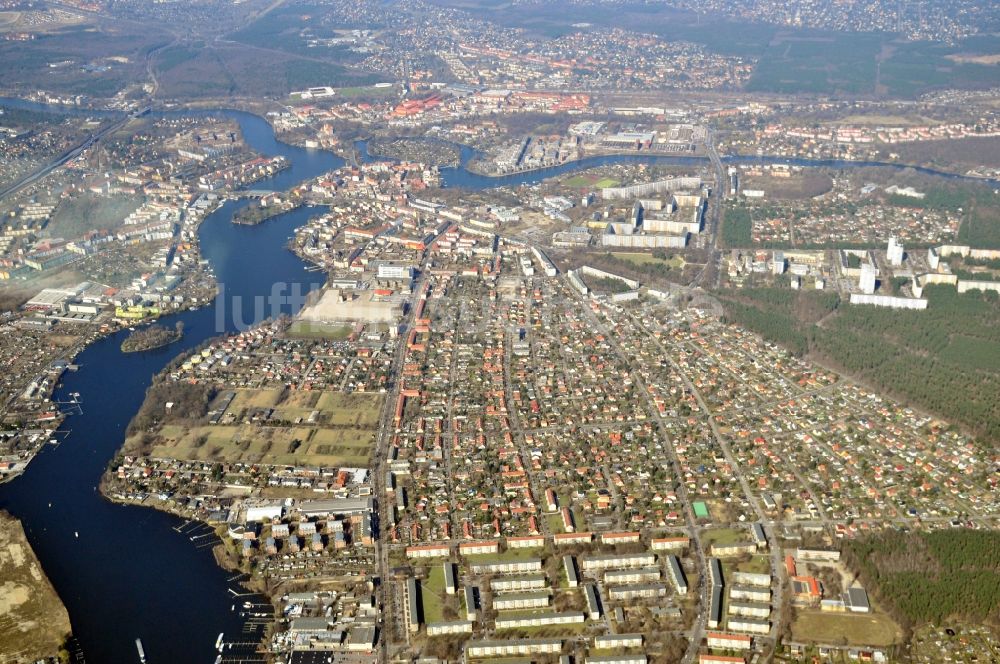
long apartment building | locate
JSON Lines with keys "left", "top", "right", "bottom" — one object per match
{"left": 580, "top": 552, "right": 657, "bottom": 574}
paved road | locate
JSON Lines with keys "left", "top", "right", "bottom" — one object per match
{"left": 572, "top": 293, "right": 709, "bottom": 664}
{"left": 0, "top": 111, "right": 138, "bottom": 203}
{"left": 692, "top": 129, "right": 727, "bottom": 289}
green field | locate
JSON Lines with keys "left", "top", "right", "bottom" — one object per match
{"left": 422, "top": 565, "right": 450, "bottom": 624}
{"left": 737, "top": 555, "right": 771, "bottom": 575}
{"left": 287, "top": 320, "right": 353, "bottom": 340}
{"left": 47, "top": 192, "right": 143, "bottom": 239}
{"left": 333, "top": 84, "right": 397, "bottom": 99}
{"left": 611, "top": 252, "right": 684, "bottom": 269}
{"left": 563, "top": 174, "right": 620, "bottom": 188}
{"left": 701, "top": 527, "right": 746, "bottom": 547}
{"left": 721, "top": 205, "right": 753, "bottom": 248}
{"left": 792, "top": 610, "right": 903, "bottom": 647}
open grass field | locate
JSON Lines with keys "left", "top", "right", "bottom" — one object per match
{"left": 421, "top": 564, "right": 449, "bottom": 624}
{"left": 140, "top": 388, "right": 382, "bottom": 467}
{"left": 792, "top": 609, "right": 903, "bottom": 647}
{"left": 0, "top": 513, "right": 70, "bottom": 662}
{"left": 47, "top": 193, "right": 143, "bottom": 239}
{"left": 563, "top": 174, "right": 620, "bottom": 188}
{"left": 287, "top": 320, "right": 353, "bottom": 340}
{"left": 736, "top": 555, "right": 771, "bottom": 575}
{"left": 333, "top": 84, "right": 397, "bottom": 99}
{"left": 701, "top": 527, "right": 747, "bottom": 547}
{"left": 611, "top": 252, "right": 685, "bottom": 269}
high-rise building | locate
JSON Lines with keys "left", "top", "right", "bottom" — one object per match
{"left": 771, "top": 251, "right": 785, "bottom": 275}
{"left": 887, "top": 237, "right": 904, "bottom": 266}
{"left": 859, "top": 262, "right": 877, "bottom": 294}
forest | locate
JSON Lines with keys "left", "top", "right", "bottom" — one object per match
{"left": 715, "top": 285, "right": 1000, "bottom": 443}
{"left": 842, "top": 530, "right": 1000, "bottom": 629}
{"left": 126, "top": 381, "right": 217, "bottom": 441}
{"left": 720, "top": 206, "right": 752, "bottom": 247}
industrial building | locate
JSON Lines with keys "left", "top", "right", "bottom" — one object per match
{"left": 298, "top": 288, "right": 406, "bottom": 324}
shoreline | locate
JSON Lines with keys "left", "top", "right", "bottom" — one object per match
{"left": 3, "top": 93, "right": 996, "bottom": 186}
{"left": 120, "top": 330, "right": 183, "bottom": 354}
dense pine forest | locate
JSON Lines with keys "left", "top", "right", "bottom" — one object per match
{"left": 842, "top": 531, "right": 1000, "bottom": 629}
{"left": 716, "top": 285, "right": 1000, "bottom": 443}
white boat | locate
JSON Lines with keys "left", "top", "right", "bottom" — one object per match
{"left": 74, "top": 531, "right": 78, "bottom": 538}
{"left": 135, "top": 638, "right": 146, "bottom": 664}
{"left": 215, "top": 633, "right": 224, "bottom": 651}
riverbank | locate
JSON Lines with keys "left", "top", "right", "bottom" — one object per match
{"left": 0, "top": 99, "right": 345, "bottom": 663}
{"left": 0, "top": 93, "right": 995, "bottom": 663}
{"left": 0, "top": 511, "right": 72, "bottom": 662}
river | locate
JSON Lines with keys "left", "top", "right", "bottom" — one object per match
{"left": 0, "top": 98, "right": 995, "bottom": 663}
{"left": 0, "top": 108, "right": 343, "bottom": 664}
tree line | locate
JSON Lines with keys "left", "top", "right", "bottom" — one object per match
{"left": 715, "top": 285, "right": 1000, "bottom": 443}
{"left": 842, "top": 530, "right": 1000, "bottom": 630}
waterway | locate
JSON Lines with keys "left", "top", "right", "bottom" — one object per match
{"left": 0, "top": 106, "right": 343, "bottom": 663}
{"left": 0, "top": 97, "right": 996, "bottom": 662}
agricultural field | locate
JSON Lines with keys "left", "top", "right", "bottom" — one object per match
{"left": 136, "top": 388, "right": 382, "bottom": 467}
{"left": 0, "top": 513, "right": 71, "bottom": 662}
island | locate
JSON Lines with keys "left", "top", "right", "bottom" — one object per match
{"left": 121, "top": 323, "right": 183, "bottom": 353}
{"left": 232, "top": 198, "right": 302, "bottom": 225}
